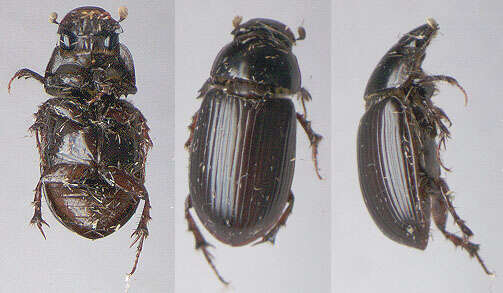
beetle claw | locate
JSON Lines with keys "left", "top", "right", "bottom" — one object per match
{"left": 30, "top": 214, "right": 50, "bottom": 240}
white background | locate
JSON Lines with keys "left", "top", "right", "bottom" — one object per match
{"left": 0, "top": 1, "right": 174, "bottom": 292}
{"left": 333, "top": 1, "right": 503, "bottom": 292}
{"left": 174, "top": 0, "right": 331, "bottom": 292}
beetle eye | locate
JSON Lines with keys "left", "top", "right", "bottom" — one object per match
{"left": 59, "top": 33, "right": 74, "bottom": 50}
{"left": 104, "top": 33, "right": 119, "bottom": 49}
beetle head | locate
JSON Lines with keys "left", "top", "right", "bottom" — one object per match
{"left": 53, "top": 6, "right": 124, "bottom": 58}
{"left": 232, "top": 18, "right": 300, "bottom": 50}
{"left": 44, "top": 6, "right": 136, "bottom": 98}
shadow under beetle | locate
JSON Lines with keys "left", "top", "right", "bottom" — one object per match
{"left": 185, "top": 17, "right": 323, "bottom": 284}
{"left": 357, "top": 19, "right": 491, "bottom": 274}
{"left": 8, "top": 6, "right": 152, "bottom": 276}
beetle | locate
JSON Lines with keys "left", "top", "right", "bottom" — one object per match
{"left": 184, "top": 17, "right": 322, "bottom": 284}
{"left": 8, "top": 6, "right": 151, "bottom": 276}
{"left": 357, "top": 19, "right": 491, "bottom": 274}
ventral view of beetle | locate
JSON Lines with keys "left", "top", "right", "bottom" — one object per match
{"left": 184, "top": 16, "right": 323, "bottom": 284}
{"left": 8, "top": 6, "right": 152, "bottom": 276}
{"left": 357, "top": 19, "right": 492, "bottom": 275}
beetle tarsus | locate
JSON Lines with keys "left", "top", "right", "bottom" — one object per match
{"left": 185, "top": 196, "right": 229, "bottom": 285}
{"left": 31, "top": 181, "right": 49, "bottom": 239}
{"left": 254, "top": 191, "right": 295, "bottom": 246}
{"left": 128, "top": 188, "right": 151, "bottom": 276}
{"left": 438, "top": 179, "right": 474, "bottom": 237}
{"left": 129, "top": 226, "right": 148, "bottom": 276}
{"left": 418, "top": 74, "right": 469, "bottom": 106}
{"left": 430, "top": 179, "right": 492, "bottom": 275}
{"left": 8, "top": 68, "right": 45, "bottom": 93}
{"left": 30, "top": 212, "right": 49, "bottom": 240}
{"left": 296, "top": 113, "right": 323, "bottom": 179}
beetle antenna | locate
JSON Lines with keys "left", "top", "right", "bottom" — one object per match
{"left": 118, "top": 6, "right": 128, "bottom": 22}
{"left": 426, "top": 18, "right": 438, "bottom": 29}
{"left": 297, "top": 26, "right": 306, "bottom": 41}
{"left": 232, "top": 15, "right": 243, "bottom": 29}
{"left": 49, "top": 12, "right": 59, "bottom": 24}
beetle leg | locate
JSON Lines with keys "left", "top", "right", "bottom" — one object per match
{"left": 185, "top": 196, "right": 228, "bottom": 285}
{"left": 98, "top": 166, "right": 151, "bottom": 276}
{"left": 254, "top": 191, "right": 294, "bottom": 245}
{"left": 418, "top": 74, "right": 468, "bottom": 106}
{"left": 296, "top": 113, "right": 323, "bottom": 179}
{"left": 298, "top": 88, "right": 312, "bottom": 118}
{"left": 435, "top": 179, "right": 474, "bottom": 238}
{"left": 30, "top": 180, "right": 50, "bottom": 239}
{"left": 431, "top": 185, "right": 493, "bottom": 275}
{"left": 8, "top": 68, "right": 45, "bottom": 93}
{"left": 184, "top": 111, "right": 199, "bottom": 150}
{"left": 197, "top": 78, "right": 212, "bottom": 99}
{"left": 128, "top": 194, "right": 151, "bottom": 276}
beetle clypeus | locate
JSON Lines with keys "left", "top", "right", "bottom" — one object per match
{"left": 8, "top": 6, "right": 151, "bottom": 276}
{"left": 357, "top": 19, "right": 491, "bottom": 275}
{"left": 184, "top": 17, "right": 322, "bottom": 284}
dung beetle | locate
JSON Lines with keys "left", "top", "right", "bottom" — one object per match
{"left": 8, "top": 6, "right": 152, "bottom": 276}
{"left": 357, "top": 19, "right": 492, "bottom": 275}
{"left": 184, "top": 17, "right": 322, "bottom": 284}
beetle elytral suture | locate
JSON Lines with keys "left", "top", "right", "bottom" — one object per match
{"left": 185, "top": 17, "right": 322, "bottom": 284}
{"left": 8, "top": 6, "right": 152, "bottom": 276}
{"left": 357, "top": 19, "right": 492, "bottom": 275}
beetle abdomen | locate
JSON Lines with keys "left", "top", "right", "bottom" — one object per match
{"left": 43, "top": 165, "right": 139, "bottom": 239}
{"left": 190, "top": 89, "right": 296, "bottom": 246}
{"left": 357, "top": 97, "right": 430, "bottom": 249}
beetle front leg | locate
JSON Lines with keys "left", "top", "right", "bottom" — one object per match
{"left": 8, "top": 68, "right": 45, "bottom": 93}
{"left": 296, "top": 113, "right": 323, "bottom": 179}
{"left": 184, "top": 111, "right": 199, "bottom": 150}
{"left": 31, "top": 180, "right": 49, "bottom": 239}
{"left": 431, "top": 187, "right": 492, "bottom": 275}
{"left": 254, "top": 191, "right": 294, "bottom": 245}
{"left": 185, "top": 196, "right": 228, "bottom": 285}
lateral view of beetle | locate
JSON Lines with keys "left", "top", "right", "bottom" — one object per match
{"left": 8, "top": 6, "right": 152, "bottom": 276}
{"left": 185, "top": 17, "right": 322, "bottom": 284}
{"left": 357, "top": 19, "right": 491, "bottom": 274}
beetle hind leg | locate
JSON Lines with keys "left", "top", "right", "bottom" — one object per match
{"left": 296, "top": 113, "right": 323, "bottom": 179}
{"left": 30, "top": 180, "right": 49, "bottom": 239}
{"left": 431, "top": 180, "right": 493, "bottom": 275}
{"left": 254, "top": 191, "right": 295, "bottom": 246}
{"left": 185, "top": 196, "right": 229, "bottom": 285}
{"left": 128, "top": 196, "right": 151, "bottom": 276}
{"left": 8, "top": 68, "right": 45, "bottom": 93}
{"left": 101, "top": 166, "right": 152, "bottom": 276}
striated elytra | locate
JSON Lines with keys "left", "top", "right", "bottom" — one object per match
{"left": 185, "top": 17, "right": 322, "bottom": 284}
{"left": 357, "top": 19, "right": 492, "bottom": 275}
{"left": 9, "top": 6, "right": 151, "bottom": 276}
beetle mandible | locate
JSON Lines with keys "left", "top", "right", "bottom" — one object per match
{"left": 184, "top": 17, "right": 323, "bottom": 284}
{"left": 8, "top": 6, "right": 152, "bottom": 276}
{"left": 357, "top": 19, "right": 492, "bottom": 275}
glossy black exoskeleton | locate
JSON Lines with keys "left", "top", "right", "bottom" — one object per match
{"left": 357, "top": 19, "right": 491, "bottom": 274}
{"left": 184, "top": 17, "right": 322, "bottom": 284}
{"left": 8, "top": 6, "right": 151, "bottom": 276}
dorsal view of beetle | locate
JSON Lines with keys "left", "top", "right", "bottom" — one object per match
{"left": 184, "top": 16, "right": 323, "bottom": 284}
{"left": 357, "top": 19, "right": 492, "bottom": 275}
{"left": 8, "top": 6, "right": 152, "bottom": 276}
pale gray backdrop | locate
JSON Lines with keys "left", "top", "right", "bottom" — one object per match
{"left": 333, "top": 1, "right": 503, "bottom": 293}
{"left": 174, "top": 0, "right": 331, "bottom": 292}
{"left": 0, "top": 1, "right": 174, "bottom": 292}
